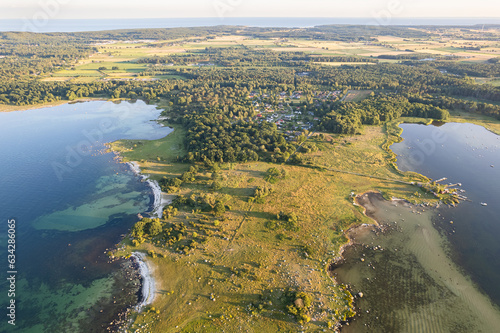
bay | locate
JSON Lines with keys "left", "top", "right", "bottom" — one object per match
{"left": 335, "top": 122, "right": 500, "bottom": 332}
{"left": 0, "top": 100, "right": 171, "bottom": 332}
{"left": 392, "top": 122, "right": 500, "bottom": 306}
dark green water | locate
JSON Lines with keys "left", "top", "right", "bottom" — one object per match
{"left": 335, "top": 122, "right": 500, "bottom": 332}
{"left": 0, "top": 100, "right": 172, "bottom": 332}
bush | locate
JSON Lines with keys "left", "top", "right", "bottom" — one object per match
{"left": 265, "top": 212, "right": 300, "bottom": 232}
{"left": 181, "top": 165, "right": 199, "bottom": 182}
{"left": 148, "top": 219, "right": 162, "bottom": 237}
{"left": 287, "top": 291, "right": 314, "bottom": 323}
{"left": 264, "top": 220, "right": 278, "bottom": 230}
{"left": 302, "top": 244, "right": 315, "bottom": 257}
{"left": 265, "top": 167, "right": 287, "bottom": 183}
{"left": 211, "top": 180, "right": 222, "bottom": 190}
{"left": 213, "top": 201, "right": 226, "bottom": 216}
{"left": 252, "top": 185, "right": 274, "bottom": 203}
{"left": 131, "top": 219, "right": 147, "bottom": 238}
{"left": 288, "top": 153, "right": 303, "bottom": 165}
{"left": 300, "top": 142, "right": 318, "bottom": 154}
{"left": 163, "top": 205, "right": 178, "bottom": 219}
{"left": 277, "top": 212, "right": 300, "bottom": 231}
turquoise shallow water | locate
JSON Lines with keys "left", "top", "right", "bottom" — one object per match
{"left": 0, "top": 100, "right": 171, "bottom": 332}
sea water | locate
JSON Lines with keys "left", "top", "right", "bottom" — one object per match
{"left": 0, "top": 100, "right": 172, "bottom": 332}
{"left": 335, "top": 122, "right": 500, "bottom": 332}
{"left": 1, "top": 18, "right": 499, "bottom": 33}
{"left": 393, "top": 122, "right": 500, "bottom": 305}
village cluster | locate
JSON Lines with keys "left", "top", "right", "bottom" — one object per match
{"left": 248, "top": 90, "right": 342, "bottom": 139}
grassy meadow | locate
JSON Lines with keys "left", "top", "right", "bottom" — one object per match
{"left": 110, "top": 115, "right": 446, "bottom": 332}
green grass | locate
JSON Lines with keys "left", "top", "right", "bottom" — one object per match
{"left": 111, "top": 124, "right": 186, "bottom": 161}
{"left": 54, "top": 61, "right": 148, "bottom": 78}
{"left": 52, "top": 71, "right": 102, "bottom": 77}
{"left": 319, "top": 62, "right": 377, "bottom": 66}
{"left": 70, "top": 76, "right": 101, "bottom": 83}
{"left": 79, "top": 61, "right": 147, "bottom": 72}
{"left": 151, "top": 74, "right": 188, "bottom": 80}
{"left": 109, "top": 123, "right": 189, "bottom": 181}
{"left": 448, "top": 110, "right": 500, "bottom": 135}
{"left": 115, "top": 156, "right": 362, "bottom": 332}
{"left": 435, "top": 47, "right": 466, "bottom": 53}
{"left": 376, "top": 58, "right": 402, "bottom": 63}
{"left": 452, "top": 96, "right": 500, "bottom": 106}
{"left": 110, "top": 119, "right": 455, "bottom": 332}
{"left": 473, "top": 77, "right": 500, "bottom": 86}
{"left": 336, "top": 48, "right": 374, "bottom": 55}
{"left": 342, "top": 90, "right": 373, "bottom": 102}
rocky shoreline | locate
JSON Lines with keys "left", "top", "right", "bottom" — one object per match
{"left": 88, "top": 257, "right": 143, "bottom": 332}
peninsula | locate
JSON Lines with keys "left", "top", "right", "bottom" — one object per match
{"left": 2, "top": 24, "right": 500, "bottom": 332}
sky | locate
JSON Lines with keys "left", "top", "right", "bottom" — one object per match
{"left": 0, "top": 0, "right": 499, "bottom": 20}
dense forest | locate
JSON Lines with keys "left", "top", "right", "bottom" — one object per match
{"left": 317, "top": 95, "right": 450, "bottom": 134}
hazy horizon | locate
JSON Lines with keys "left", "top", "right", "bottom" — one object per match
{"left": 1, "top": 0, "right": 499, "bottom": 20}
{"left": 1, "top": 17, "right": 499, "bottom": 33}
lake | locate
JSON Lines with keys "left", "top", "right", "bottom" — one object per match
{"left": 335, "top": 122, "right": 500, "bottom": 332}
{"left": 0, "top": 100, "right": 172, "bottom": 332}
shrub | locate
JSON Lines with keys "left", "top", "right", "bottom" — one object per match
{"left": 148, "top": 219, "right": 162, "bottom": 237}
{"left": 213, "top": 201, "right": 226, "bottom": 216}
{"left": 265, "top": 167, "right": 287, "bottom": 183}
{"left": 287, "top": 291, "right": 314, "bottom": 323}
{"left": 252, "top": 185, "right": 274, "bottom": 203}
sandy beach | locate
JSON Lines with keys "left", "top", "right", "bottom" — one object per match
{"left": 126, "top": 161, "right": 172, "bottom": 218}
{"left": 131, "top": 252, "right": 157, "bottom": 310}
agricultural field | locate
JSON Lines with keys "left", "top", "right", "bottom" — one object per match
{"left": 474, "top": 77, "right": 500, "bottom": 86}
{"left": 341, "top": 90, "right": 374, "bottom": 102}
{"left": 319, "top": 62, "right": 377, "bottom": 66}
{"left": 46, "top": 32, "right": 500, "bottom": 83}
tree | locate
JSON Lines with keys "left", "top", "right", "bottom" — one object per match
{"left": 131, "top": 220, "right": 147, "bottom": 238}
{"left": 214, "top": 201, "right": 226, "bottom": 216}
{"left": 289, "top": 153, "right": 303, "bottom": 165}
{"left": 66, "top": 91, "right": 77, "bottom": 101}
{"left": 148, "top": 218, "right": 162, "bottom": 237}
